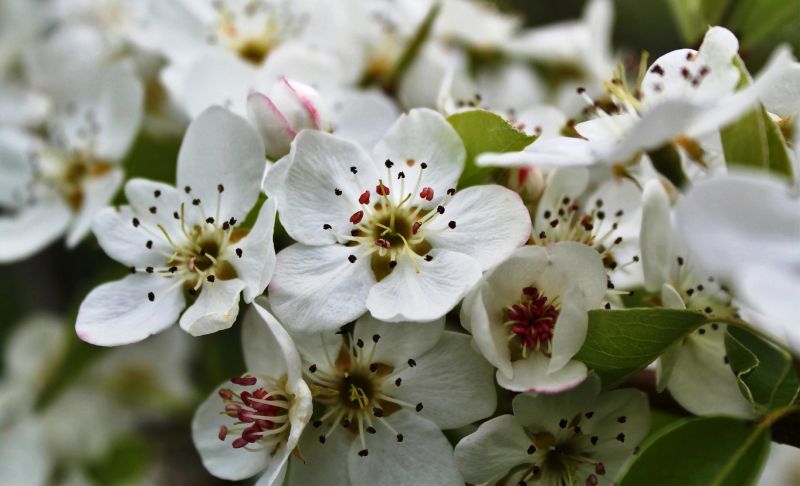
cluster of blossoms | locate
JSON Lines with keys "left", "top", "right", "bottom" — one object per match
{"left": 2, "top": 0, "right": 800, "bottom": 484}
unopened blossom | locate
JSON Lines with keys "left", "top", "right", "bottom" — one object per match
{"left": 193, "top": 300, "right": 312, "bottom": 484}
{"left": 675, "top": 172, "right": 800, "bottom": 355}
{"left": 478, "top": 26, "right": 793, "bottom": 172}
{"left": 266, "top": 108, "right": 531, "bottom": 331}
{"left": 641, "top": 179, "right": 753, "bottom": 418}
{"left": 455, "top": 374, "right": 649, "bottom": 486}
{"left": 75, "top": 107, "right": 276, "bottom": 345}
{"left": 462, "top": 242, "right": 607, "bottom": 392}
{"left": 0, "top": 62, "right": 143, "bottom": 263}
{"left": 286, "top": 313, "right": 496, "bottom": 485}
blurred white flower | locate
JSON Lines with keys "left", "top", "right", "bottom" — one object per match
{"left": 640, "top": 179, "right": 753, "bottom": 418}
{"left": 286, "top": 312, "right": 495, "bottom": 485}
{"left": 266, "top": 108, "right": 531, "bottom": 331}
{"left": 675, "top": 172, "right": 800, "bottom": 354}
{"left": 193, "top": 300, "right": 312, "bottom": 484}
{"left": 76, "top": 107, "right": 276, "bottom": 345}
{"left": 479, "top": 27, "right": 793, "bottom": 171}
{"left": 454, "top": 374, "right": 650, "bottom": 486}
{"left": 0, "top": 62, "right": 143, "bottom": 262}
{"left": 461, "top": 242, "right": 607, "bottom": 392}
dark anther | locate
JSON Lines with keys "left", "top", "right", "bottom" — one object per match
{"left": 184, "top": 186, "right": 191, "bottom": 193}
{"left": 370, "top": 363, "right": 378, "bottom": 372}
{"left": 132, "top": 217, "right": 140, "bottom": 227}
{"left": 527, "top": 445, "right": 536, "bottom": 454}
{"left": 319, "top": 435, "right": 326, "bottom": 444}
{"left": 396, "top": 434, "right": 404, "bottom": 442}
{"left": 218, "top": 184, "right": 224, "bottom": 192}
{"left": 389, "top": 260, "right": 397, "bottom": 268}
{"left": 207, "top": 275, "right": 216, "bottom": 282}
{"left": 424, "top": 255, "right": 433, "bottom": 262}
{"left": 149, "top": 206, "right": 157, "bottom": 214}
{"left": 206, "top": 217, "right": 215, "bottom": 224}
{"left": 129, "top": 266, "right": 136, "bottom": 274}
{"left": 356, "top": 338, "right": 364, "bottom": 348}
{"left": 192, "top": 198, "right": 201, "bottom": 205}
{"left": 146, "top": 266, "right": 154, "bottom": 273}
{"left": 350, "top": 166, "right": 358, "bottom": 174}
{"left": 437, "top": 205, "right": 445, "bottom": 214}
{"left": 309, "top": 364, "right": 317, "bottom": 373}
{"left": 590, "top": 436, "right": 599, "bottom": 445}
{"left": 146, "top": 240, "right": 153, "bottom": 249}
{"left": 313, "top": 420, "right": 322, "bottom": 427}
{"left": 235, "top": 248, "right": 243, "bottom": 258}
{"left": 385, "top": 159, "right": 394, "bottom": 168}
{"left": 395, "top": 377, "right": 402, "bottom": 386}
{"left": 147, "top": 292, "right": 155, "bottom": 302}
{"left": 617, "top": 416, "right": 626, "bottom": 423}
{"left": 334, "top": 188, "right": 342, "bottom": 196}
{"left": 616, "top": 433, "right": 625, "bottom": 442}
{"left": 358, "top": 449, "right": 368, "bottom": 457}
{"left": 448, "top": 220, "right": 456, "bottom": 229}
{"left": 559, "top": 419, "right": 567, "bottom": 428}
{"left": 373, "top": 408, "right": 384, "bottom": 417}
{"left": 420, "top": 162, "right": 428, "bottom": 169}
{"left": 415, "top": 403, "right": 423, "bottom": 412}
{"left": 154, "top": 190, "right": 161, "bottom": 198}
{"left": 446, "top": 188, "right": 455, "bottom": 196}
{"left": 408, "top": 358, "right": 416, "bottom": 367}
{"left": 366, "top": 426, "right": 376, "bottom": 434}
{"left": 348, "top": 255, "right": 357, "bottom": 263}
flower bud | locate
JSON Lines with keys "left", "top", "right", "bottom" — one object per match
{"left": 247, "top": 78, "right": 330, "bottom": 160}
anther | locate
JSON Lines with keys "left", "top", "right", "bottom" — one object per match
{"left": 376, "top": 182, "right": 390, "bottom": 196}
{"left": 184, "top": 186, "right": 191, "bottom": 193}
{"left": 369, "top": 363, "right": 378, "bottom": 372}
{"left": 207, "top": 275, "right": 216, "bottom": 282}
{"left": 129, "top": 266, "right": 136, "bottom": 274}
{"left": 313, "top": 420, "right": 322, "bottom": 428}
{"left": 424, "top": 255, "right": 433, "bottom": 262}
{"left": 359, "top": 191, "right": 370, "bottom": 204}
{"left": 319, "top": 435, "right": 326, "bottom": 444}
{"left": 173, "top": 211, "right": 179, "bottom": 219}
{"left": 420, "top": 187, "right": 434, "bottom": 201}
{"left": 408, "top": 358, "right": 416, "bottom": 367}
{"left": 448, "top": 221, "right": 456, "bottom": 229}
{"left": 334, "top": 188, "right": 342, "bottom": 196}
{"left": 397, "top": 171, "right": 405, "bottom": 179}
{"left": 358, "top": 449, "right": 369, "bottom": 457}
{"left": 396, "top": 433, "right": 404, "bottom": 442}
{"left": 395, "top": 377, "right": 402, "bottom": 386}
{"left": 350, "top": 166, "right": 358, "bottom": 174}
{"left": 217, "top": 184, "right": 224, "bottom": 192}
{"left": 415, "top": 403, "right": 423, "bottom": 412}
{"left": 436, "top": 205, "right": 445, "bottom": 214}
{"left": 154, "top": 190, "right": 161, "bottom": 198}
{"left": 218, "top": 425, "right": 228, "bottom": 441}
{"left": 206, "top": 217, "right": 215, "bottom": 224}
{"left": 147, "top": 292, "right": 155, "bottom": 302}
{"left": 192, "top": 198, "right": 201, "bottom": 205}
{"left": 132, "top": 217, "right": 140, "bottom": 227}
{"left": 617, "top": 416, "right": 626, "bottom": 423}
{"left": 446, "top": 188, "right": 455, "bottom": 196}
{"left": 356, "top": 338, "right": 364, "bottom": 348}
{"left": 146, "top": 240, "right": 153, "bottom": 249}
{"left": 385, "top": 159, "right": 394, "bottom": 168}
{"left": 350, "top": 211, "right": 364, "bottom": 224}
{"left": 149, "top": 206, "right": 157, "bottom": 214}
{"left": 372, "top": 334, "right": 380, "bottom": 343}
{"left": 527, "top": 445, "right": 536, "bottom": 454}
{"left": 146, "top": 266, "right": 154, "bottom": 273}
{"left": 309, "top": 364, "right": 317, "bottom": 373}
{"left": 616, "top": 433, "right": 625, "bottom": 442}
{"left": 420, "top": 162, "right": 428, "bottom": 169}
{"left": 373, "top": 408, "right": 384, "bottom": 417}
{"left": 348, "top": 255, "right": 357, "bottom": 263}
{"left": 235, "top": 248, "right": 243, "bottom": 258}
{"left": 559, "top": 419, "right": 568, "bottom": 428}
{"left": 590, "top": 436, "right": 599, "bottom": 445}
{"left": 366, "top": 426, "right": 377, "bottom": 434}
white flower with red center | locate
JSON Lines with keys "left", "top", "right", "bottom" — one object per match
{"left": 75, "top": 107, "right": 276, "bottom": 345}
{"left": 193, "top": 300, "right": 312, "bottom": 484}
{"left": 285, "top": 313, "right": 496, "bottom": 485}
{"left": 266, "top": 108, "right": 531, "bottom": 331}
{"left": 640, "top": 179, "right": 753, "bottom": 418}
{"left": 454, "top": 375, "right": 650, "bottom": 486}
{"left": 478, "top": 26, "right": 793, "bottom": 171}
{"left": 675, "top": 173, "right": 800, "bottom": 355}
{"left": 461, "top": 242, "right": 607, "bottom": 392}
{"left": 0, "top": 62, "right": 143, "bottom": 263}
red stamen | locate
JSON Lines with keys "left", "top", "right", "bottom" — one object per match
{"left": 350, "top": 210, "right": 364, "bottom": 224}
{"left": 505, "top": 287, "right": 559, "bottom": 350}
{"left": 376, "top": 183, "right": 390, "bottom": 196}
{"left": 359, "top": 190, "right": 370, "bottom": 204}
{"left": 419, "top": 187, "right": 434, "bottom": 201}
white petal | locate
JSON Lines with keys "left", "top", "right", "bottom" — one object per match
{"left": 329, "top": 89, "right": 399, "bottom": 150}
{"left": 180, "top": 52, "right": 259, "bottom": 118}
{"left": 260, "top": 42, "right": 354, "bottom": 90}
{"left": 352, "top": 314, "right": 445, "bottom": 368}
{"left": 394, "top": 332, "right": 496, "bottom": 429}
{"left": 192, "top": 384, "right": 270, "bottom": 480}
{"left": 666, "top": 325, "right": 754, "bottom": 418}
{"left": 347, "top": 410, "right": 462, "bottom": 486}
{"left": 247, "top": 91, "right": 297, "bottom": 160}
{"left": 497, "top": 352, "right": 588, "bottom": 393}
{"left": 453, "top": 414, "right": 531, "bottom": 484}
{"left": 425, "top": 185, "right": 531, "bottom": 270}
{"left": 512, "top": 374, "right": 602, "bottom": 428}
{"left": 737, "top": 267, "right": 800, "bottom": 354}
{"left": 0, "top": 83, "right": 50, "bottom": 128}
{"left": 242, "top": 299, "right": 303, "bottom": 388}
{"left": 286, "top": 425, "right": 353, "bottom": 486}
{"left": 675, "top": 173, "right": 800, "bottom": 284}
{"left": 372, "top": 108, "right": 465, "bottom": 204}
{"left": 270, "top": 243, "right": 375, "bottom": 332}
{"left": 462, "top": 285, "right": 513, "bottom": 377}
{"left": 65, "top": 167, "right": 124, "bottom": 247}
{"left": 177, "top": 106, "right": 266, "bottom": 224}
{"left": 549, "top": 286, "right": 589, "bottom": 373}
{"left": 534, "top": 167, "right": 590, "bottom": 231}
{"left": 76, "top": 274, "right": 185, "bottom": 346}
{"left": 179, "top": 279, "right": 245, "bottom": 336}
{"left": 0, "top": 192, "right": 71, "bottom": 263}
{"left": 640, "top": 179, "right": 674, "bottom": 292}
{"left": 123, "top": 178, "right": 184, "bottom": 237}
{"left": 4, "top": 315, "right": 65, "bottom": 383}
{"left": 477, "top": 136, "right": 606, "bottom": 168}
{"left": 366, "top": 249, "right": 481, "bottom": 323}
{"left": 269, "top": 130, "right": 377, "bottom": 246}
{"left": 687, "top": 47, "right": 795, "bottom": 137}
{"left": 89, "top": 62, "right": 144, "bottom": 161}
{"left": 0, "top": 128, "right": 37, "bottom": 207}
{"left": 227, "top": 198, "right": 277, "bottom": 303}
{"left": 607, "top": 101, "right": 703, "bottom": 162}
{"left": 760, "top": 61, "right": 800, "bottom": 118}
{"left": 91, "top": 206, "right": 173, "bottom": 268}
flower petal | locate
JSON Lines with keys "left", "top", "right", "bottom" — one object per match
{"left": 394, "top": 332, "right": 496, "bottom": 429}
{"left": 461, "top": 285, "right": 513, "bottom": 378}
{"left": 270, "top": 243, "right": 375, "bottom": 332}
{"left": 425, "top": 185, "right": 531, "bottom": 270}
{"left": 91, "top": 206, "right": 173, "bottom": 268}
{"left": 192, "top": 384, "right": 271, "bottom": 481}
{"left": 497, "top": 352, "right": 588, "bottom": 393}
{"left": 177, "top": 106, "right": 266, "bottom": 225}
{"left": 347, "top": 410, "right": 462, "bottom": 486}
{"left": 226, "top": 198, "right": 277, "bottom": 303}
{"left": 286, "top": 425, "right": 353, "bottom": 486}
{"left": 179, "top": 52, "right": 259, "bottom": 118}
{"left": 477, "top": 136, "right": 604, "bottom": 168}
{"left": 549, "top": 286, "right": 589, "bottom": 373}
{"left": 76, "top": 274, "right": 185, "bottom": 346}
{"left": 242, "top": 298, "right": 302, "bottom": 386}
{"left": 453, "top": 414, "right": 531, "bottom": 484}
{"left": 352, "top": 314, "right": 445, "bottom": 368}
{"left": 329, "top": 89, "right": 399, "bottom": 150}
{"left": 179, "top": 279, "right": 245, "bottom": 336}
{"left": 366, "top": 249, "right": 481, "bottom": 323}
{"left": 640, "top": 179, "right": 674, "bottom": 292}
{"left": 0, "top": 191, "right": 71, "bottom": 263}
{"left": 268, "top": 130, "right": 377, "bottom": 246}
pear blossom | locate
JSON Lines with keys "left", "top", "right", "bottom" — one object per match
{"left": 454, "top": 374, "right": 650, "bottom": 486}
{"left": 461, "top": 242, "right": 607, "bottom": 392}
{"left": 75, "top": 107, "right": 276, "bottom": 345}
{"left": 287, "top": 312, "right": 496, "bottom": 485}
{"left": 641, "top": 179, "right": 753, "bottom": 418}
{"left": 478, "top": 27, "right": 794, "bottom": 172}
{"left": 266, "top": 108, "right": 531, "bottom": 331}
{"left": 193, "top": 299, "right": 312, "bottom": 484}
{"left": 0, "top": 62, "right": 143, "bottom": 263}
{"left": 675, "top": 172, "right": 800, "bottom": 354}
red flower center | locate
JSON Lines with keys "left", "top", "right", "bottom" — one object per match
{"left": 504, "top": 287, "right": 559, "bottom": 352}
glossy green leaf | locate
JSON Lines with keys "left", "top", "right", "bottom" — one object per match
{"left": 720, "top": 57, "right": 794, "bottom": 179}
{"left": 447, "top": 109, "right": 535, "bottom": 187}
{"left": 728, "top": 0, "right": 800, "bottom": 48}
{"left": 725, "top": 326, "right": 800, "bottom": 414}
{"left": 574, "top": 308, "right": 709, "bottom": 388}
{"left": 618, "top": 416, "right": 771, "bottom": 486}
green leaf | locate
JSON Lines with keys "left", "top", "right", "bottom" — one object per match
{"left": 447, "top": 109, "right": 535, "bottom": 188}
{"left": 574, "top": 308, "right": 709, "bottom": 388}
{"left": 725, "top": 326, "right": 800, "bottom": 414}
{"left": 728, "top": 0, "right": 800, "bottom": 49}
{"left": 85, "top": 435, "right": 153, "bottom": 485}
{"left": 720, "top": 57, "right": 794, "bottom": 179}
{"left": 618, "top": 416, "right": 771, "bottom": 486}
{"left": 667, "top": 0, "right": 732, "bottom": 43}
